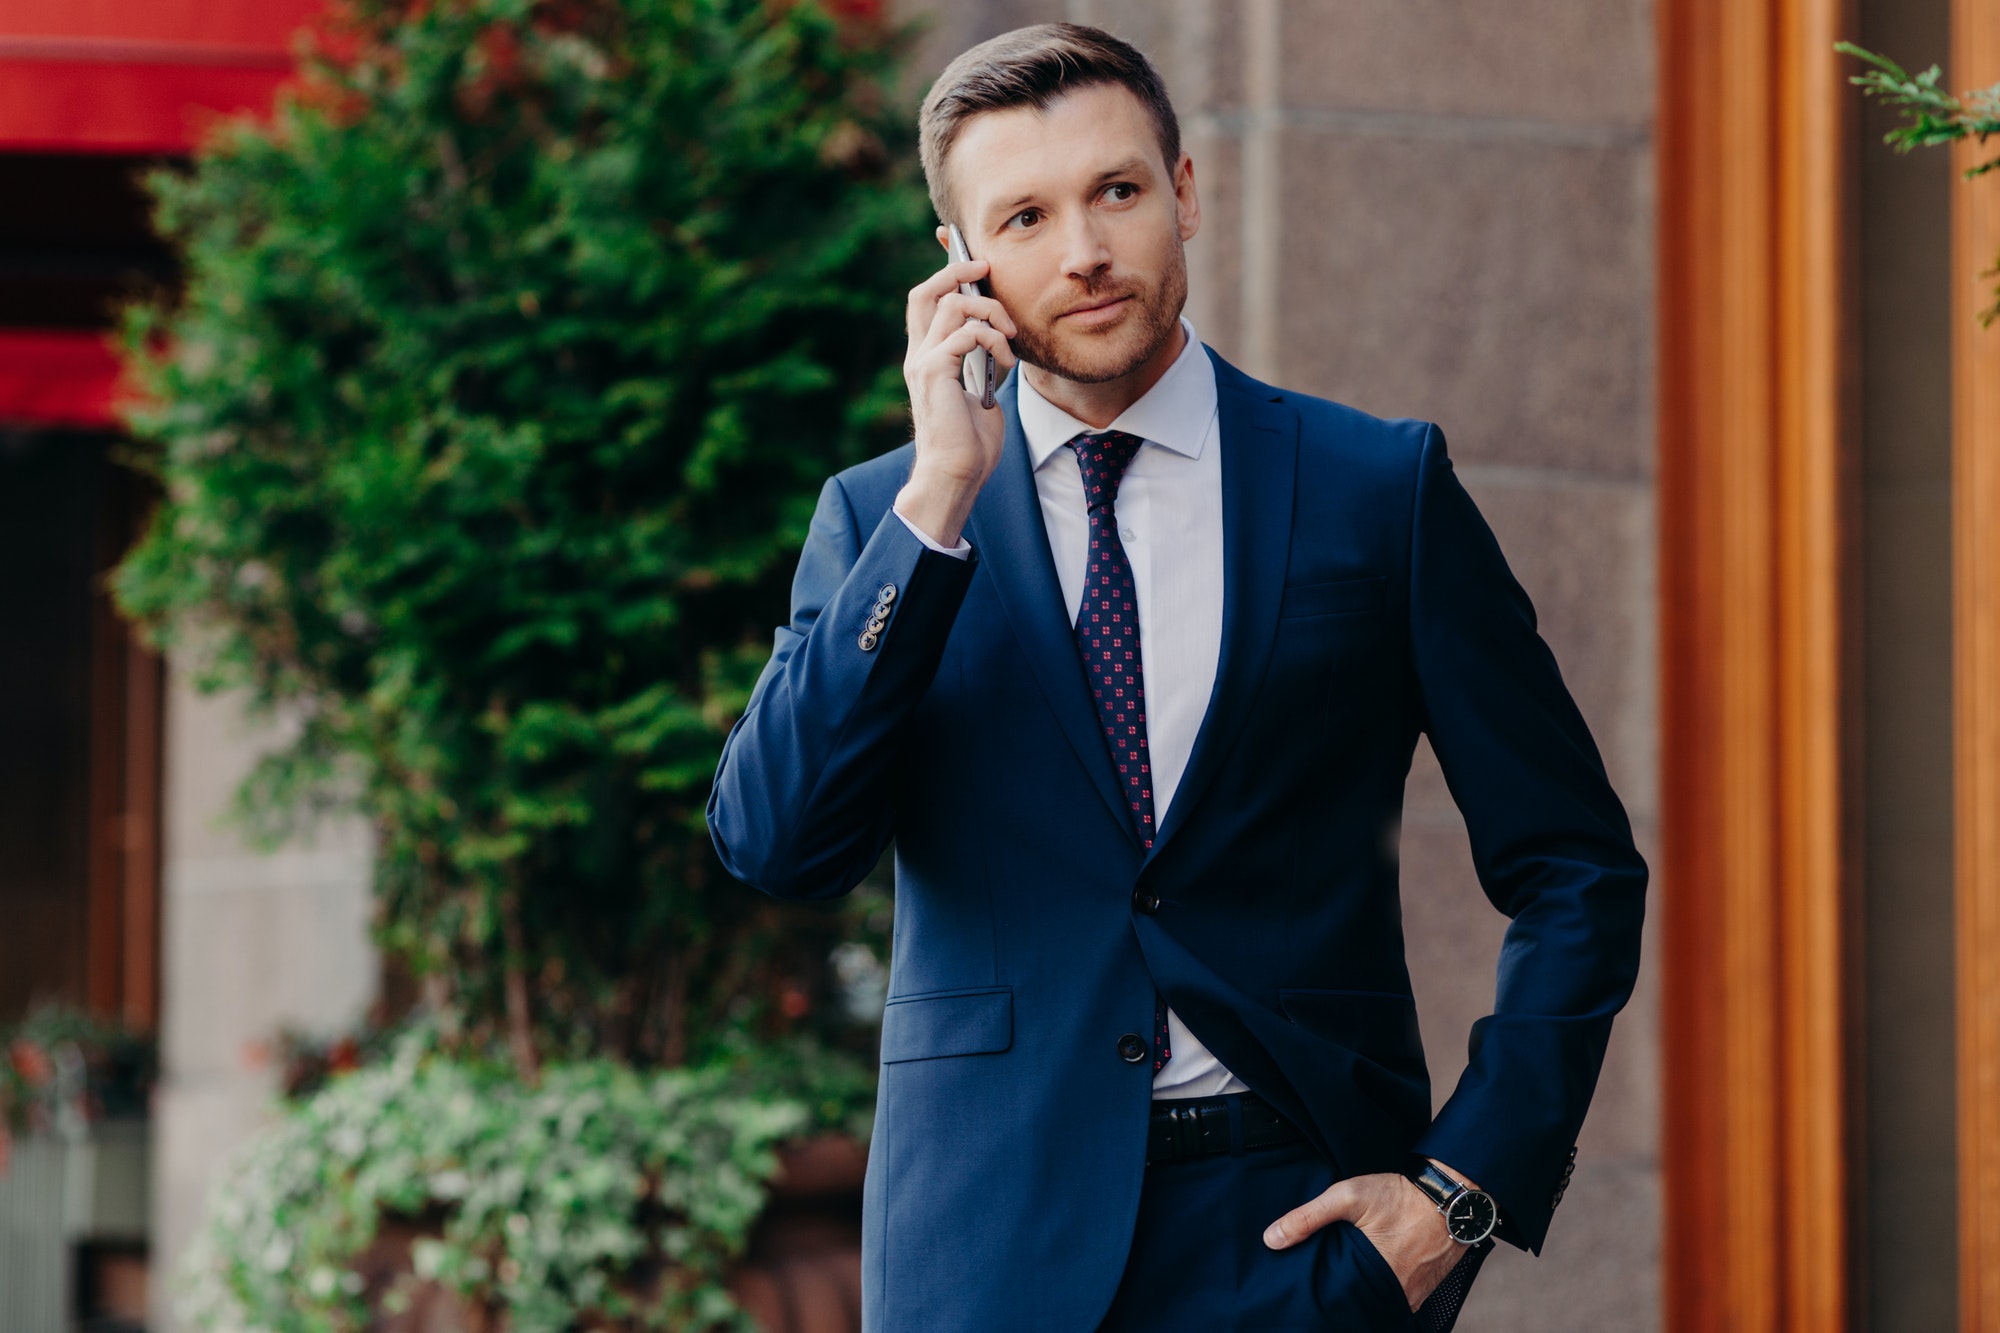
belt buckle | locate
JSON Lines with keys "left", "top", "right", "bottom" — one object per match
{"left": 1170, "top": 1102, "right": 1202, "bottom": 1160}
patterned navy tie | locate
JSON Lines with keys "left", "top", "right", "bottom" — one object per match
{"left": 1070, "top": 430, "right": 1171, "bottom": 1073}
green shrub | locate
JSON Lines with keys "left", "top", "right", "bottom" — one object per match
{"left": 176, "top": 1024, "right": 873, "bottom": 1332}
{"left": 115, "top": 0, "right": 926, "bottom": 1069}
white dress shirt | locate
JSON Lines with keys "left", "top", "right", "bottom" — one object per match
{"left": 896, "top": 319, "right": 1248, "bottom": 1098}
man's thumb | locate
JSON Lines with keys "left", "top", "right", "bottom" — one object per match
{"left": 1263, "top": 1180, "right": 1357, "bottom": 1250}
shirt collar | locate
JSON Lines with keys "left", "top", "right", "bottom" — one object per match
{"left": 1018, "top": 317, "right": 1218, "bottom": 471}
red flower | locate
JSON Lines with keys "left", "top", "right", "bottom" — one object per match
{"left": 478, "top": 23, "right": 524, "bottom": 86}
{"left": 9, "top": 1040, "right": 52, "bottom": 1087}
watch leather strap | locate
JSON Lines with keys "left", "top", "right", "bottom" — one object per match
{"left": 1408, "top": 1162, "right": 1468, "bottom": 1211}
{"left": 1405, "top": 1161, "right": 1499, "bottom": 1245}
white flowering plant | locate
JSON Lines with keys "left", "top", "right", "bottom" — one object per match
{"left": 177, "top": 1022, "right": 872, "bottom": 1332}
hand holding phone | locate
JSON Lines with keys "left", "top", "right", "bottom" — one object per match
{"left": 946, "top": 224, "right": 1000, "bottom": 409}
{"left": 895, "top": 229, "right": 1017, "bottom": 549}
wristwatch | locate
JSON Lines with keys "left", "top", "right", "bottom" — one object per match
{"left": 1404, "top": 1160, "right": 1499, "bottom": 1245}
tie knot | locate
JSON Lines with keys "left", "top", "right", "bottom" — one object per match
{"left": 1072, "top": 430, "right": 1143, "bottom": 512}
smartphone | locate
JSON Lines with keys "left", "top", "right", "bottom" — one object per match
{"left": 945, "top": 224, "right": 999, "bottom": 410}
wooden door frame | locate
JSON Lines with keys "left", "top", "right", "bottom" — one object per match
{"left": 1953, "top": 1, "right": 2000, "bottom": 1326}
{"left": 83, "top": 447, "right": 162, "bottom": 1032}
{"left": 1658, "top": 0, "right": 1858, "bottom": 1327}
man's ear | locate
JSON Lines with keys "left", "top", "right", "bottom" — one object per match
{"left": 1173, "top": 153, "right": 1202, "bottom": 244}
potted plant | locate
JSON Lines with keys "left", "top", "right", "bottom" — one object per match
{"left": 0, "top": 1007, "right": 157, "bottom": 1333}
{"left": 114, "top": 0, "right": 926, "bottom": 1325}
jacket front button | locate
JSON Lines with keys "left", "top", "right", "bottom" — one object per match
{"left": 1117, "top": 1033, "right": 1148, "bottom": 1064}
{"left": 1131, "top": 890, "right": 1161, "bottom": 915}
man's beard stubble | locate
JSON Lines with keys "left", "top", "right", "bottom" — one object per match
{"left": 1009, "top": 232, "right": 1189, "bottom": 386}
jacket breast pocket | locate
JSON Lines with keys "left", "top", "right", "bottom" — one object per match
{"left": 1278, "top": 576, "right": 1387, "bottom": 620}
{"left": 879, "top": 986, "right": 1013, "bottom": 1064}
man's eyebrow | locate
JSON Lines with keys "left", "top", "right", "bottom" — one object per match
{"left": 1090, "top": 158, "right": 1151, "bottom": 184}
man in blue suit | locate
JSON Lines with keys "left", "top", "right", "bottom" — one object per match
{"left": 708, "top": 22, "right": 1646, "bottom": 1332}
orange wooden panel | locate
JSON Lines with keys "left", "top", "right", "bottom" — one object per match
{"left": 120, "top": 638, "right": 161, "bottom": 1031}
{"left": 1954, "top": 2, "right": 2000, "bottom": 1327}
{"left": 1658, "top": 8, "right": 1728, "bottom": 1318}
{"left": 1659, "top": 0, "right": 1855, "bottom": 1327}
{"left": 83, "top": 459, "right": 163, "bottom": 1031}
{"left": 1772, "top": 0, "right": 1857, "bottom": 1322}
{"left": 85, "top": 488, "right": 131, "bottom": 1022}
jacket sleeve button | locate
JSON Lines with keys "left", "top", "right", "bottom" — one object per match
{"left": 877, "top": 583, "right": 897, "bottom": 602}
{"left": 858, "top": 631, "right": 879, "bottom": 651}
{"left": 1117, "top": 1033, "right": 1148, "bottom": 1064}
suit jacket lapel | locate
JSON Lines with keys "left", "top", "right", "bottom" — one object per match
{"left": 968, "top": 372, "right": 1139, "bottom": 844}
{"left": 1148, "top": 352, "right": 1300, "bottom": 860}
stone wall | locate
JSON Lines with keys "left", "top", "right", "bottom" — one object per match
{"left": 149, "top": 676, "right": 378, "bottom": 1329}
{"left": 896, "top": 2, "right": 1662, "bottom": 1326}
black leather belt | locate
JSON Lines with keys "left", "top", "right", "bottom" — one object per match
{"left": 1146, "top": 1091, "right": 1305, "bottom": 1165}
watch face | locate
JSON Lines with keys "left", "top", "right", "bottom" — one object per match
{"left": 1446, "top": 1190, "right": 1498, "bottom": 1243}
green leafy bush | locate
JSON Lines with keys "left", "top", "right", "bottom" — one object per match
{"left": 176, "top": 1024, "right": 873, "bottom": 1332}
{"left": 115, "top": 0, "right": 926, "bottom": 1068}
{"left": 1840, "top": 42, "right": 2000, "bottom": 325}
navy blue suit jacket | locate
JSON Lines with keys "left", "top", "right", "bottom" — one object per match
{"left": 708, "top": 350, "right": 1647, "bottom": 1332}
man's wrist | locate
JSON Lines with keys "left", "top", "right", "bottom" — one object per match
{"left": 895, "top": 466, "right": 983, "bottom": 550}
{"left": 895, "top": 507, "right": 972, "bottom": 558}
{"left": 1426, "top": 1158, "right": 1481, "bottom": 1194}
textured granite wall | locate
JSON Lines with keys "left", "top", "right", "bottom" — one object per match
{"left": 148, "top": 677, "right": 377, "bottom": 1329}
{"left": 895, "top": 2, "right": 1662, "bottom": 1325}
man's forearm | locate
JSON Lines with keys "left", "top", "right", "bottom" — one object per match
{"left": 708, "top": 477, "right": 977, "bottom": 899}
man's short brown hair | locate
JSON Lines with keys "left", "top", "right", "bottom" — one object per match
{"left": 918, "top": 23, "right": 1182, "bottom": 227}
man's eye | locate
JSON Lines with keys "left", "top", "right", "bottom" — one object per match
{"left": 1006, "top": 208, "right": 1042, "bottom": 230}
{"left": 1104, "top": 182, "right": 1138, "bottom": 203}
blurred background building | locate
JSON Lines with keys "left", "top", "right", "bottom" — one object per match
{"left": 0, "top": 3, "right": 377, "bottom": 1330}
{"left": 0, "top": 0, "right": 1995, "bottom": 1330}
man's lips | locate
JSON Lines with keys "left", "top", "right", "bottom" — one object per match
{"left": 1058, "top": 294, "right": 1134, "bottom": 323}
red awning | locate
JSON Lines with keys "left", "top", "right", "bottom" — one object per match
{"left": 0, "top": 330, "right": 126, "bottom": 428}
{"left": 0, "top": 0, "right": 319, "bottom": 153}
{"left": 0, "top": 0, "right": 317, "bottom": 424}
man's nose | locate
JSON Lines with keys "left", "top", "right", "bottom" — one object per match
{"left": 1058, "top": 210, "right": 1113, "bottom": 282}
